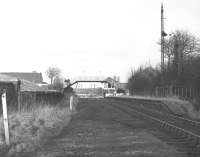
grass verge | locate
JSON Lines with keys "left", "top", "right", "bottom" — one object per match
{"left": 118, "top": 95, "right": 200, "bottom": 119}
{"left": 0, "top": 95, "right": 78, "bottom": 157}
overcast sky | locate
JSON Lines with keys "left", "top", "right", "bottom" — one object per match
{"left": 0, "top": 0, "right": 200, "bottom": 82}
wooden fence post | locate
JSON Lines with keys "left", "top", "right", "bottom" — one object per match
{"left": 174, "top": 87, "right": 176, "bottom": 96}
{"left": 155, "top": 87, "right": 158, "bottom": 97}
{"left": 181, "top": 87, "right": 184, "bottom": 97}
{"left": 17, "top": 80, "right": 21, "bottom": 112}
{"left": 190, "top": 88, "right": 192, "bottom": 98}
{"left": 164, "top": 87, "right": 165, "bottom": 97}
{"left": 169, "top": 86, "right": 173, "bottom": 96}
{"left": 186, "top": 88, "right": 188, "bottom": 98}
{"left": 178, "top": 87, "right": 180, "bottom": 97}
{"left": 70, "top": 95, "right": 74, "bottom": 111}
{"left": 2, "top": 90, "right": 10, "bottom": 146}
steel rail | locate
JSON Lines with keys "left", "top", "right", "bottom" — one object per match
{"left": 110, "top": 97, "right": 200, "bottom": 126}
{"left": 107, "top": 99, "right": 200, "bottom": 156}
{"left": 119, "top": 101, "right": 200, "bottom": 135}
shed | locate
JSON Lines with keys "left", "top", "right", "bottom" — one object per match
{"left": 1, "top": 72, "right": 43, "bottom": 84}
{"left": 0, "top": 74, "right": 63, "bottom": 111}
{"left": 0, "top": 74, "right": 19, "bottom": 111}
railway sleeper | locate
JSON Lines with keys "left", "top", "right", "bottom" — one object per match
{"left": 165, "top": 137, "right": 196, "bottom": 143}
{"left": 140, "top": 112, "right": 200, "bottom": 150}
{"left": 156, "top": 125, "right": 200, "bottom": 155}
{"left": 108, "top": 100, "right": 200, "bottom": 156}
{"left": 166, "top": 130, "right": 199, "bottom": 143}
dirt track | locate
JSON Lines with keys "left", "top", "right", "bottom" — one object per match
{"left": 34, "top": 98, "right": 186, "bottom": 157}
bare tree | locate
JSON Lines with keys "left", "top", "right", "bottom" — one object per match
{"left": 45, "top": 66, "right": 61, "bottom": 85}
{"left": 172, "top": 30, "right": 200, "bottom": 56}
{"left": 161, "top": 30, "right": 200, "bottom": 77}
{"left": 172, "top": 31, "right": 200, "bottom": 76}
{"left": 163, "top": 38, "right": 174, "bottom": 71}
{"left": 53, "top": 76, "right": 64, "bottom": 90}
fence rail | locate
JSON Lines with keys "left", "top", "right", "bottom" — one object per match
{"left": 155, "top": 86, "right": 200, "bottom": 98}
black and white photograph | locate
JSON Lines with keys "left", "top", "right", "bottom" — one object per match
{"left": 0, "top": 0, "right": 200, "bottom": 156}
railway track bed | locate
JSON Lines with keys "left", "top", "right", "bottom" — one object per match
{"left": 33, "top": 98, "right": 186, "bottom": 157}
{"left": 108, "top": 98, "right": 200, "bottom": 157}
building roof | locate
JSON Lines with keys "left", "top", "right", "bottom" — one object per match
{"left": 20, "top": 79, "right": 47, "bottom": 92}
{"left": 1, "top": 72, "right": 43, "bottom": 83}
{"left": 0, "top": 73, "right": 43, "bottom": 91}
{"left": 71, "top": 76, "right": 107, "bottom": 82}
{"left": 0, "top": 74, "right": 18, "bottom": 82}
{"left": 0, "top": 73, "right": 61, "bottom": 93}
{"left": 20, "top": 80, "right": 61, "bottom": 93}
{"left": 104, "top": 77, "right": 118, "bottom": 84}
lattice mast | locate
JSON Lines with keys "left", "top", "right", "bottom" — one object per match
{"left": 161, "top": 3, "right": 165, "bottom": 73}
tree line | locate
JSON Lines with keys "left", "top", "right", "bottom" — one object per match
{"left": 127, "top": 30, "right": 200, "bottom": 95}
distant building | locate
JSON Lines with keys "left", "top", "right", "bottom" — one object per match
{"left": 0, "top": 73, "right": 62, "bottom": 109}
{"left": 67, "top": 76, "right": 128, "bottom": 97}
{"left": 1, "top": 72, "right": 43, "bottom": 84}
{"left": 0, "top": 72, "right": 49, "bottom": 90}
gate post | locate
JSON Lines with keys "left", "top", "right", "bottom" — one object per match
{"left": 2, "top": 90, "right": 10, "bottom": 146}
{"left": 17, "top": 80, "right": 21, "bottom": 112}
{"left": 70, "top": 95, "right": 74, "bottom": 111}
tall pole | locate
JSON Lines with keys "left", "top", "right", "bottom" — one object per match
{"left": 161, "top": 3, "right": 165, "bottom": 73}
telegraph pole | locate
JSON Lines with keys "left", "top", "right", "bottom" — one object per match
{"left": 161, "top": 3, "right": 165, "bottom": 73}
{"left": 161, "top": 3, "right": 167, "bottom": 84}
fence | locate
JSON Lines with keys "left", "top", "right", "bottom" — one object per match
{"left": 19, "top": 91, "right": 64, "bottom": 110}
{"left": 155, "top": 86, "right": 200, "bottom": 99}
{"left": 0, "top": 83, "right": 18, "bottom": 112}
{"left": 0, "top": 83, "right": 65, "bottom": 112}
